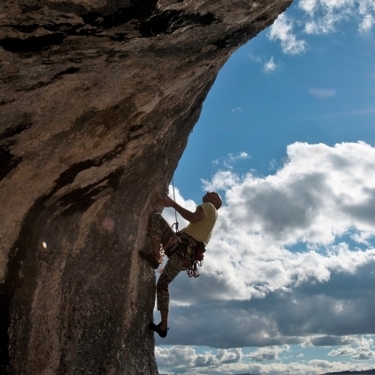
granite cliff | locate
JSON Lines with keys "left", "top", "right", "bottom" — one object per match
{"left": 0, "top": 1, "right": 292, "bottom": 374}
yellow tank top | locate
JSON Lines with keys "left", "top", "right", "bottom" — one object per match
{"left": 182, "top": 202, "right": 218, "bottom": 246}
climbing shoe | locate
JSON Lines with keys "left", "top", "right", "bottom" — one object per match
{"left": 149, "top": 322, "right": 168, "bottom": 338}
{"left": 138, "top": 251, "right": 159, "bottom": 269}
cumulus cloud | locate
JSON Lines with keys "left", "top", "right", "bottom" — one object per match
{"left": 249, "top": 345, "right": 290, "bottom": 362}
{"left": 268, "top": 14, "right": 307, "bottom": 54}
{"left": 156, "top": 345, "right": 374, "bottom": 375}
{"left": 301, "top": 3, "right": 351, "bottom": 34}
{"left": 352, "top": 349, "right": 375, "bottom": 360}
{"left": 156, "top": 347, "right": 242, "bottom": 373}
{"left": 329, "top": 346, "right": 358, "bottom": 356}
{"left": 206, "top": 142, "right": 375, "bottom": 244}
{"left": 155, "top": 142, "right": 375, "bottom": 374}
{"left": 299, "top": 0, "right": 375, "bottom": 33}
{"left": 269, "top": 1, "right": 375, "bottom": 53}
{"left": 157, "top": 141, "right": 375, "bottom": 340}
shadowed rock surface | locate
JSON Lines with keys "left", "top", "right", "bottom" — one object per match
{"left": 0, "top": 1, "right": 292, "bottom": 374}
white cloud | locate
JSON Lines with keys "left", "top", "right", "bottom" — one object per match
{"left": 309, "top": 88, "right": 336, "bottom": 98}
{"left": 214, "top": 142, "right": 375, "bottom": 247}
{"left": 268, "top": 14, "right": 307, "bottom": 54}
{"left": 203, "top": 170, "right": 241, "bottom": 190}
{"left": 303, "top": 0, "right": 375, "bottom": 34}
{"left": 359, "top": 13, "right": 374, "bottom": 32}
{"left": 205, "top": 152, "right": 250, "bottom": 173}
{"left": 328, "top": 338, "right": 375, "bottom": 360}
{"left": 156, "top": 346, "right": 196, "bottom": 368}
{"left": 329, "top": 346, "right": 358, "bottom": 356}
{"left": 249, "top": 345, "right": 290, "bottom": 362}
{"left": 156, "top": 344, "right": 374, "bottom": 375}
{"left": 162, "top": 185, "right": 196, "bottom": 230}
{"left": 299, "top": 0, "right": 318, "bottom": 15}
{"left": 228, "top": 151, "right": 249, "bottom": 161}
{"left": 157, "top": 142, "right": 375, "bottom": 352}
{"left": 270, "top": 1, "right": 375, "bottom": 53}
{"left": 301, "top": 2, "right": 352, "bottom": 34}
{"left": 156, "top": 346, "right": 243, "bottom": 373}
{"left": 264, "top": 56, "right": 278, "bottom": 72}
{"left": 248, "top": 54, "right": 280, "bottom": 73}
{"left": 238, "top": 152, "right": 249, "bottom": 158}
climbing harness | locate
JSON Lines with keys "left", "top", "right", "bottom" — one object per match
{"left": 179, "top": 233, "right": 205, "bottom": 278}
{"left": 169, "top": 180, "right": 205, "bottom": 278}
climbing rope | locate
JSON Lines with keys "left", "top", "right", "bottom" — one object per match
{"left": 171, "top": 179, "right": 180, "bottom": 235}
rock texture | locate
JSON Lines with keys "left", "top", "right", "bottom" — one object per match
{"left": 0, "top": 0, "right": 292, "bottom": 374}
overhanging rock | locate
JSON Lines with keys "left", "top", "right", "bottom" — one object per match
{"left": 0, "top": 1, "right": 293, "bottom": 374}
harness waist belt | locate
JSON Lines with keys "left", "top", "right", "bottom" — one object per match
{"left": 179, "top": 233, "right": 205, "bottom": 250}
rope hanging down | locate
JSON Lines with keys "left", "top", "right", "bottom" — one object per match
{"left": 171, "top": 179, "right": 180, "bottom": 235}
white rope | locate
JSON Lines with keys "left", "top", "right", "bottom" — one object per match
{"left": 171, "top": 179, "right": 180, "bottom": 234}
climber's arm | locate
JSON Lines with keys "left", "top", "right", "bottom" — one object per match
{"left": 163, "top": 196, "right": 204, "bottom": 223}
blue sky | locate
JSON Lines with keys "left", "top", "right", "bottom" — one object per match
{"left": 154, "top": 1, "right": 375, "bottom": 374}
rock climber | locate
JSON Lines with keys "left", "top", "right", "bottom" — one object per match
{"left": 139, "top": 191, "right": 222, "bottom": 338}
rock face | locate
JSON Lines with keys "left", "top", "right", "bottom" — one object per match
{"left": 0, "top": 1, "right": 292, "bottom": 374}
